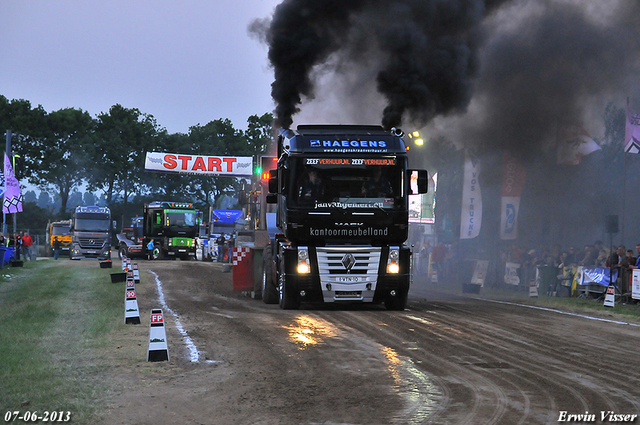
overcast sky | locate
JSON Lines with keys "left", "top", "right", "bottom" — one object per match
{"left": 1, "top": 0, "right": 281, "bottom": 134}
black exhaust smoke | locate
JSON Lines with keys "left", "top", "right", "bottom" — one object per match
{"left": 250, "top": 0, "right": 508, "bottom": 129}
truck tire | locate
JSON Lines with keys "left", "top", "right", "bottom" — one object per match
{"left": 278, "top": 275, "right": 300, "bottom": 310}
{"left": 384, "top": 288, "right": 408, "bottom": 311}
{"left": 261, "top": 246, "right": 278, "bottom": 304}
{"left": 119, "top": 245, "right": 128, "bottom": 259}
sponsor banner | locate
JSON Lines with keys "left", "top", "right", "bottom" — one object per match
{"left": 625, "top": 98, "right": 640, "bottom": 153}
{"left": 632, "top": 269, "right": 640, "bottom": 300}
{"left": 470, "top": 260, "right": 489, "bottom": 286}
{"left": 500, "top": 152, "right": 526, "bottom": 240}
{"left": 576, "top": 266, "right": 618, "bottom": 287}
{"left": 504, "top": 262, "right": 521, "bottom": 285}
{"left": 460, "top": 151, "right": 482, "bottom": 239}
{"left": 3, "top": 154, "right": 22, "bottom": 214}
{"left": 145, "top": 152, "right": 253, "bottom": 176}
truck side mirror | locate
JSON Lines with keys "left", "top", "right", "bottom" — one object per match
{"left": 409, "top": 169, "right": 429, "bottom": 195}
{"left": 266, "top": 194, "right": 278, "bottom": 204}
{"left": 268, "top": 170, "right": 278, "bottom": 194}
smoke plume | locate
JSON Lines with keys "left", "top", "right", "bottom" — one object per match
{"left": 250, "top": 0, "right": 507, "bottom": 129}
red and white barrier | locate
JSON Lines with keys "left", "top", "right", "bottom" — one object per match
{"left": 604, "top": 285, "right": 616, "bottom": 308}
{"left": 124, "top": 286, "right": 140, "bottom": 324}
{"left": 147, "top": 309, "right": 169, "bottom": 362}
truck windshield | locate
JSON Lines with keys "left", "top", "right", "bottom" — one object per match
{"left": 74, "top": 219, "right": 110, "bottom": 232}
{"left": 166, "top": 211, "right": 196, "bottom": 227}
{"left": 52, "top": 225, "right": 70, "bottom": 236}
{"left": 289, "top": 156, "right": 403, "bottom": 209}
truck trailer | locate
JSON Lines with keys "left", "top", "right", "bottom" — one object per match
{"left": 261, "top": 125, "right": 428, "bottom": 310}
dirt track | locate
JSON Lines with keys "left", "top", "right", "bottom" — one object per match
{"left": 102, "top": 260, "right": 640, "bottom": 424}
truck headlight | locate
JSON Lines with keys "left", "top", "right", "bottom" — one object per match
{"left": 297, "top": 247, "right": 310, "bottom": 274}
{"left": 387, "top": 248, "right": 400, "bottom": 274}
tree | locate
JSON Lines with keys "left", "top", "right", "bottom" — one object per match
{"left": 18, "top": 107, "right": 93, "bottom": 215}
{"left": 88, "top": 104, "right": 161, "bottom": 204}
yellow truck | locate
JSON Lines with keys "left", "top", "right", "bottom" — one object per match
{"left": 46, "top": 220, "right": 72, "bottom": 256}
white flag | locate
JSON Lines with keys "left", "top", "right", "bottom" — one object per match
{"left": 460, "top": 151, "right": 482, "bottom": 239}
{"left": 557, "top": 125, "right": 601, "bottom": 165}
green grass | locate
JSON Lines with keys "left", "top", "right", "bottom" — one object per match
{"left": 0, "top": 259, "right": 125, "bottom": 421}
{"left": 476, "top": 284, "right": 640, "bottom": 322}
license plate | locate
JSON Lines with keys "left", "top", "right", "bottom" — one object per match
{"left": 337, "top": 276, "right": 361, "bottom": 283}
{"left": 336, "top": 291, "right": 361, "bottom": 297}
{"left": 87, "top": 250, "right": 97, "bottom": 254}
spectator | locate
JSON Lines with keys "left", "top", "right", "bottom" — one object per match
{"left": 558, "top": 252, "right": 571, "bottom": 269}
{"left": 565, "top": 246, "right": 577, "bottom": 265}
{"left": 627, "top": 249, "right": 636, "bottom": 268}
{"left": 630, "top": 244, "right": 640, "bottom": 270}
{"left": 595, "top": 249, "right": 608, "bottom": 267}
{"left": 0, "top": 232, "right": 5, "bottom": 246}
{"left": 606, "top": 245, "right": 628, "bottom": 269}
{"left": 147, "top": 239, "right": 154, "bottom": 261}
{"left": 594, "top": 240, "right": 607, "bottom": 255}
{"left": 11, "top": 233, "right": 21, "bottom": 261}
{"left": 53, "top": 237, "right": 61, "bottom": 260}
{"left": 578, "top": 245, "right": 596, "bottom": 267}
{"left": 430, "top": 242, "right": 446, "bottom": 281}
{"left": 21, "top": 231, "right": 33, "bottom": 261}
{"left": 216, "top": 232, "right": 226, "bottom": 262}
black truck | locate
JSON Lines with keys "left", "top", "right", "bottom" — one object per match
{"left": 261, "top": 125, "right": 428, "bottom": 310}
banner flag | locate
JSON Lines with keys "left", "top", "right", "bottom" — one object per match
{"left": 625, "top": 98, "right": 640, "bottom": 153}
{"left": 500, "top": 152, "right": 526, "bottom": 240}
{"left": 145, "top": 152, "right": 254, "bottom": 176}
{"left": 556, "top": 125, "right": 601, "bottom": 165}
{"left": 460, "top": 151, "right": 482, "bottom": 239}
{"left": 3, "top": 154, "right": 22, "bottom": 213}
{"left": 577, "top": 266, "right": 618, "bottom": 287}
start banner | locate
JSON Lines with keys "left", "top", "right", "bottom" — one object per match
{"left": 145, "top": 152, "right": 253, "bottom": 177}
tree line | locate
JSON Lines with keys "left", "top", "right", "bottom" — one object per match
{"left": 0, "top": 95, "right": 273, "bottom": 233}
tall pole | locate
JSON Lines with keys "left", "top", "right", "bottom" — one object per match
{"left": 3, "top": 130, "right": 9, "bottom": 236}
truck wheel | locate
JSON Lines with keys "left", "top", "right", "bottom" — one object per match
{"left": 261, "top": 246, "right": 278, "bottom": 304}
{"left": 153, "top": 247, "right": 162, "bottom": 260}
{"left": 278, "top": 275, "right": 300, "bottom": 310}
{"left": 119, "top": 246, "right": 127, "bottom": 259}
{"left": 384, "top": 288, "right": 408, "bottom": 311}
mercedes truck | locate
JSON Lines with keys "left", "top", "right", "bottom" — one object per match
{"left": 69, "top": 206, "right": 112, "bottom": 260}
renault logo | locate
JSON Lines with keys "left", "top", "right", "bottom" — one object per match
{"left": 342, "top": 253, "right": 356, "bottom": 272}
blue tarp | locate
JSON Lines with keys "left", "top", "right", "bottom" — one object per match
{"left": 1, "top": 246, "right": 15, "bottom": 267}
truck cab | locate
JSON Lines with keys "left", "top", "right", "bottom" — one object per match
{"left": 69, "top": 206, "right": 112, "bottom": 260}
{"left": 143, "top": 201, "right": 198, "bottom": 260}
{"left": 262, "top": 125, "right": 428, "bottom": 310}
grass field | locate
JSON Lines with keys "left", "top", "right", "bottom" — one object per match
{"left": 0, "top": 259, "right": 126, "bottom": 422}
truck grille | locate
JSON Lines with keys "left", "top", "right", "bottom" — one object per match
{"left": 316, "top": 247, "right": 381, "bottom": 283}
{"left": 78, "top": 238, "right": 107, "bottom": 249}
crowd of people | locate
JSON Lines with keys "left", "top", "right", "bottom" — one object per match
{"left": 0, "top": 231, "right": 35, "bottom": 262}
{"left": 413, "top": 238, "right": 640, "bottom": 295}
